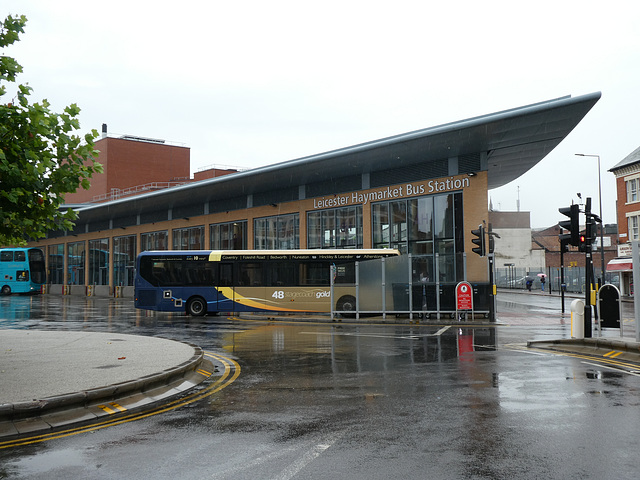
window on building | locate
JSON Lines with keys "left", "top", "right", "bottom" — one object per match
{"left": 307, "top": 206, "right": 362, "bottom": 249}
{"left": 47, "top": 244, "right": 64, "bottom": 285}
{"left": 629, "top": 215, "right": 640, "bottom": 241}
{"left": 113, "top": 235, "right": 136, "bottom": 286}
{"left": 627, "top": 178, "right": 639, "bottom": 203}
{"left": 210, "top": 221, "right": 247, "bottom": 250}
{"left": 372, "top": 192, "right": 463, "bottom": 283}
{"left": 372, "top": 203, "right": 389, "bottom": 249}
{"left": 254, "top": 214, "right": 299, "bottom": 250}
{"left": 141, "top": 231, "right": 168, "bottom": 251}
{"left": 173, "top": 226, "right": 204, "bottom": 250}
{"left": 67, "top": 241, "right": 85, "bottom": 285}
{"left": 88, "top": 238, "right": 109, "bottom": 285}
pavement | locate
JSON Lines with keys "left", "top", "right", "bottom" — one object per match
{"left": 0, "top": 330, "right": 211, "bottom": 439}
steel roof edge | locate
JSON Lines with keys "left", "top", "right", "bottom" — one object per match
{"left": 71, "top": 92, "right": 601, "bottom": 215}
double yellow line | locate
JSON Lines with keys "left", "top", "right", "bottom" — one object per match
{"left": 512, "top": 344, "right": 640, "bottom": 373}
{"left": 0, "top": 351, "right": 241, "bottom": 450}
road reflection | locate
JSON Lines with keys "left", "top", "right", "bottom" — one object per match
{"left": 220, "top": 322, "right": 497, "bottom": 374}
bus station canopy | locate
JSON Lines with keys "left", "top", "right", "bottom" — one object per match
{"left": 74, "top": 92, "right": 601, "bottom": 224}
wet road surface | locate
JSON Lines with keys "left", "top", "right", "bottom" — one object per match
{"left": 1, "top": 293, "right": 640, "bottom": 479}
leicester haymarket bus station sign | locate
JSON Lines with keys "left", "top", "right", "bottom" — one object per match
{"left": 312, "top": 177, "right": 471, "bottom": 209}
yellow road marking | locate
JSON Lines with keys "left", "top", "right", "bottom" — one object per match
{"left": 97, "top": 404, "right": 117, "bottom": 414}
{"left": 197, "top": 368, "right": 212, "bottom": 376}
{"left": 603, "top": 351, "right": 623, "bottom": 358}
{"left": 109, "top": 402, "right": 127, "bottom": 412}
{"left": 0, "top": 351, "right": 240, "bottom": 450}
{"left": 508, "top": 344, "right": 640, "bottom": 372}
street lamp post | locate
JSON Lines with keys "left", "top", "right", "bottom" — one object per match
{"left": 576, "top": 153, "right": 605, "bottom": 284}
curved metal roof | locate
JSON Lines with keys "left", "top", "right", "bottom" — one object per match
{"left": 75, "top": 92, "right": 600, "bottom": 223}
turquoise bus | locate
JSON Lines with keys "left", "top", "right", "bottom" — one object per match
{"left": 0, "top": 248, "right": 46, "bottom": 295}
{"left": 135, "top": 249, "right": 400, "bottom": 316}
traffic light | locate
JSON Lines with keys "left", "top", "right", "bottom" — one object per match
{"left": 487, "top": 223, "right": 495, "bottom": 254}
{"left": 578, "top": 233, "right": 587, "bottom": 252}
{"left": 471, "top": 225, "right": 485, "bottom": 257}
{"left": 558, "top": 204, "right": 580, "bottom": 246}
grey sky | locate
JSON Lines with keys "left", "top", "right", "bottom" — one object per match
{"left": 4, "top": 0, "right": 640, "bottom": 228}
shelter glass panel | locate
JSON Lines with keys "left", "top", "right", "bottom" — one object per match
{"left": 47, "top": 244, "right": 64, "bottom": 285}
{"left": 141, "top": 230, "right": 168, "bottom": 252}
{"left": 113, "top": 235, "right": 136, "bottom": 286}
{"left": 172, "top": 226, "right": 204, "bottom": 250}
{"left": 372, "top": 191, "right": 462, "bottom": 283}
{"left": 372, "top": 203, "right": 389, "bottom": 249}
{"left": 210, "top": 220, "right": 247, "bottom": 250}
{"left": 67, "top": 241, "right": 85, "bottom": 285}
{"left": 307, "top": 212, "right": 322, "bottom": 248}
{"left": 307, "top": 206, "right": 362, "bottom": 249}
{"left": 254, "top": 214, "right": 299, "bottom": 250}
{"left": 88, "top": 238, "right": 109, "bottom": 285}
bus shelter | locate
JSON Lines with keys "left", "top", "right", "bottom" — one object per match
{"left": 330, "top": 254, "right": 492, "bottom": 321}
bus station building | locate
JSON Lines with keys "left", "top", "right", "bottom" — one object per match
{"left": 25, "top": 93, "right": 600, "bottom": 307}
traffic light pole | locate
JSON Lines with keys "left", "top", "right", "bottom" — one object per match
{"left": 560, "top": 239, "right": 566, "bottom": 314}
{"left": 584, "top": 198, "right": 593, "bottom": 338}
{"left": 584, "top": 249, "right": 592, "bottom": 338}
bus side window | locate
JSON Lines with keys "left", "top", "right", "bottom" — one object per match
{"left": 1, "top": 251, "right": 13, "bottom": 262}
{"left": 219, "top": 264, "right": 233, "bottom": 286}
{"left": 267, "top": 262, "right": 296, "bottom": 286}
{"left": 238, "top": 263, "right": 262, "bottom": 286}
{"left": 14, "top": 251, "right": 25, "bottom": 262}
{"left": 300, "top": 262, "right": 329, "bottom": 286}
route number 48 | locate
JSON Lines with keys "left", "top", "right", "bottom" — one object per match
{"left": 272, "top": 291, "right": 285, "bottom": 299}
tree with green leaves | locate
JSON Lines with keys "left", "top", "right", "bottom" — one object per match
{"left": 0, "top": 14, "right": 102, "bottom": 246}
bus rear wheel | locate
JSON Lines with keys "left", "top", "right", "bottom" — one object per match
{"left": 336, "top": 295, "right": 356, "bottom": 318}
{"left": 186, "top": 297, "right": 207, "bottom": 316}
{"left": 1, "top": 285, "right": 10, "bottom": 295}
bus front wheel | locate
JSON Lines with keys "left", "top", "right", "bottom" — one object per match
{"left": 1, "top": 285, "right": 10, "bottom": 295}
{"left": 186, "top": 297, "right": 207, "bottom": 316}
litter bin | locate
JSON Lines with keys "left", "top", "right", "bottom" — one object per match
{"left": 571, "top": 299, "right": 585, "bottom": 339}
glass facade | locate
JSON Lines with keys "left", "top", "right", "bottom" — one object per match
{"left": 141, "top": 230, "right": 168, "bottom": 251}
{"left": 88, "top": 238, "right": 109, "bottom": 285}
{"left": 172, "top": 226, "right": 205, "bottom": 250}
{"left": 372, "top": 192, "right": 464, "bottom": 283}
{"left": 47, "top": 244, "right": 64, "bottom": 285}
{"left": 37, "top": 180, "right": 474, "bottom": 290}
{"left": 67, "top": 241, "right": 85, "bottom": 285}
{"left": 113, "top": 235, "right": 136, "bottom": 286}
{"left": 210, "top": 221, "right": 247, "bottom": 250}
{"left": 254, "top": 214, "right": 299, "bottom": 249}
{"left": 307, "top": 206, "right": 362, "bottom": 249}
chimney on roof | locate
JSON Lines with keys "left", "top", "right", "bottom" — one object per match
{"left": 102, "top": 123, "right": 107, "bottom": 139}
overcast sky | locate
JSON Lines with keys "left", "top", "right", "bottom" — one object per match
{"left": 4, "top": 0, "right": 640, "bottom": 228}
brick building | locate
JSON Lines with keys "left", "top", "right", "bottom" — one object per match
{"left": 608, "top": 146, "right": 640, "bottom": 294}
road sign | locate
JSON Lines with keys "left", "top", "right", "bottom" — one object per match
{"left": 456, "top": 281, "right": 473, "bottom": 310}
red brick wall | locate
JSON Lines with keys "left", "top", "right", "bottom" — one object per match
{"left": 64, "top": 137, "right": 190, "bottom": 204}
{"left": 615, "top": 175, "right": 629, "bottom": 238}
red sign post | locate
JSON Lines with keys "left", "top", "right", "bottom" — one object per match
{"left": 456, "top": 281, "right": 473, "bottom": 319}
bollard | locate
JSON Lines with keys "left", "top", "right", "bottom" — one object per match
{"left": 571, "top": 299, "right": 585, "bottom": 339}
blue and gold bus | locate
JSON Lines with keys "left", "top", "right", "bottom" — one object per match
{"left": 134, "top": 249, "right": 400, "bottom": 316}
{"left": 0, "top": 248, "right": 46, "bottom": 295}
